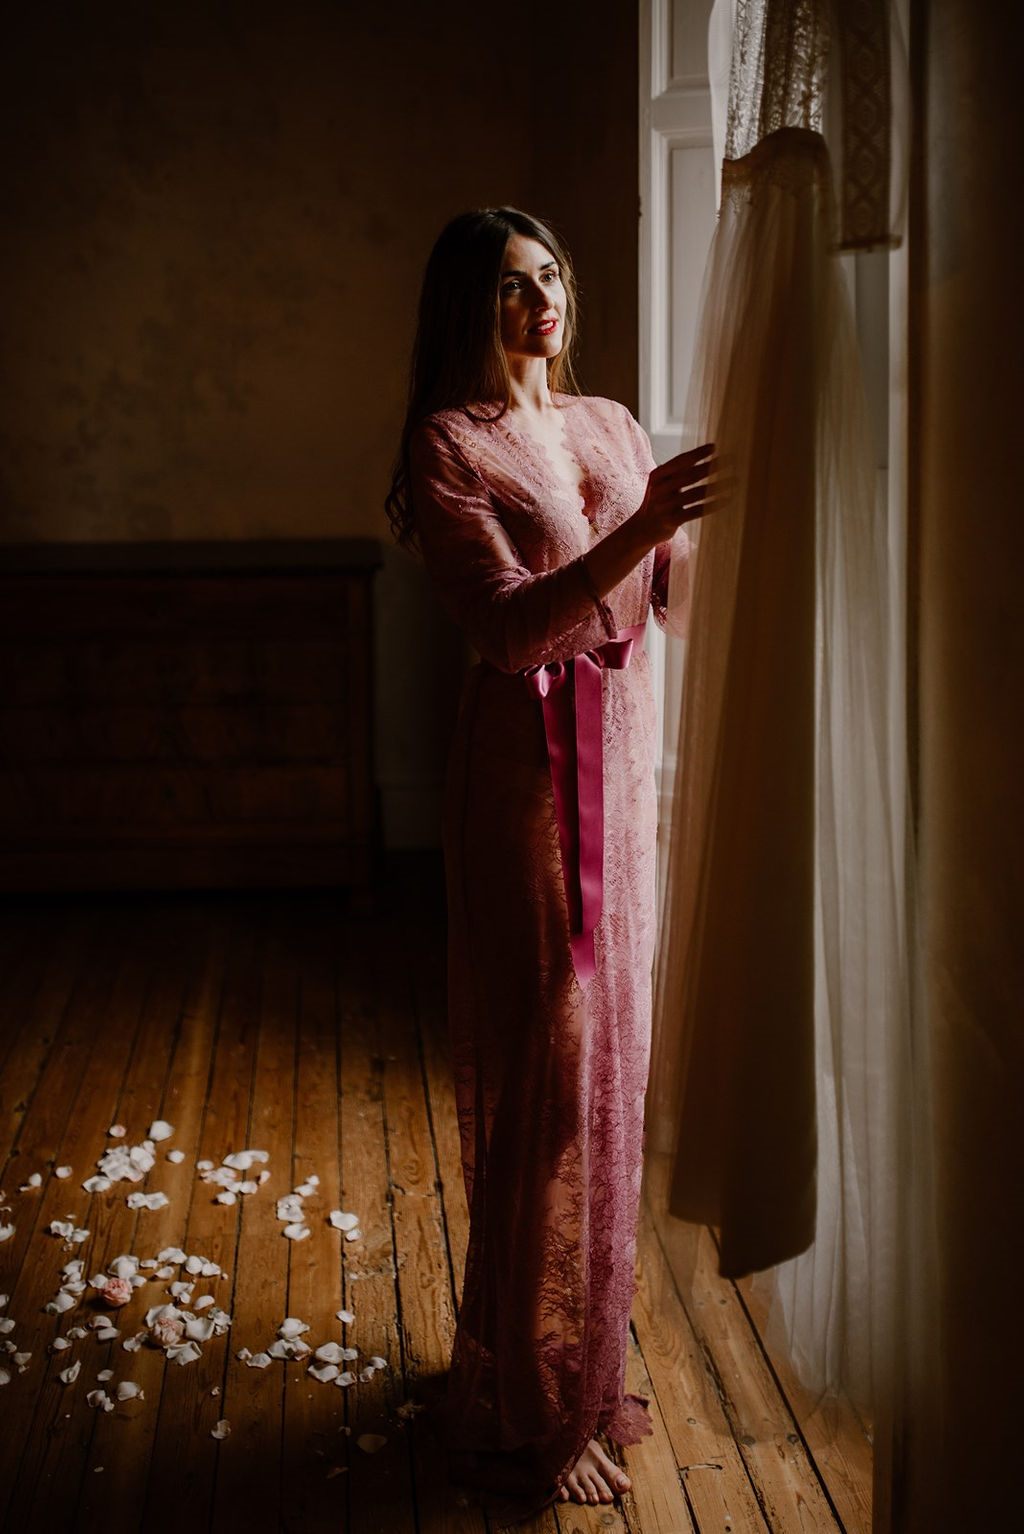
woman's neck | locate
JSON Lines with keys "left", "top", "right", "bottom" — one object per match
{"left": 506, "top": 358, "right": 555, "bottom": 417}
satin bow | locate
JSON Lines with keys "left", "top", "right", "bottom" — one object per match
{"left": 523, "top": 622, "right": 648, "bottom": 987}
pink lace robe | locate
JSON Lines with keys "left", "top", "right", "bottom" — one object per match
{"left": 409, "top": 392, "right": 674, "bottom": 1525}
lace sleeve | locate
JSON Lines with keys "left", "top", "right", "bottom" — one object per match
{"left": 409, "top": 418, "right": 619, "bottom": 674}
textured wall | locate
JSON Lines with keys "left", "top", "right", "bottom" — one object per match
{"left": 0, "top": 0, "right": 639, "bottom": 845}
{"left": 0, "top": 1, "right": 636, "bottom": 543}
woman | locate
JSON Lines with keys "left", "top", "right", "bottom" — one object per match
{"left": 385, "top": 207, "right": 717, "bottom": 1525}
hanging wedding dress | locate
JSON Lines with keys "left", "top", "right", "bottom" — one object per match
{"left": 647, "top": 0, "right": 940, "bottom": 1482}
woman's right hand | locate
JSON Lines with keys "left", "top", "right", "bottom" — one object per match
{"left": 632, "top": 442, "right": 722, "bottom": 546}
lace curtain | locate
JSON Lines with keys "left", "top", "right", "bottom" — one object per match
{"left": 646, "top": 0, "right": 940, "bottom": 1486}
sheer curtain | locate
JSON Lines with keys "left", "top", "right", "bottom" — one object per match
{"left": 645, "top": 0, "right": 941, "bottom": 1501}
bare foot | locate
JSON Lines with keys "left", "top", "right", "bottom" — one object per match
{"left": 557, "top": 1438, "right": 631, "bottom": 1504}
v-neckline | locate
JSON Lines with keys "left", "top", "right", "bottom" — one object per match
{"left": 503, "top": 397, "right": 594, "bottom": 519}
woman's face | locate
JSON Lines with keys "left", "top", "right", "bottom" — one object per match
{"left": 498, "top": 232, "right": 567, "bottom": 363}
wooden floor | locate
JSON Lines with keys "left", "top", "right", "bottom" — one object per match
{"left": 0, "top": 855, "right": 871, "bottom": 1532}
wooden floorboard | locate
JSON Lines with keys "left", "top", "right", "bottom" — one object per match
{"left": 0, "top": 864, "right": 871, "bottom": 1532}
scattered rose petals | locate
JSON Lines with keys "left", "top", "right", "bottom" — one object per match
{"left": 116, "top": 1380, "right": 144, "bottom": 1400}
{"left": 0, "top": 1226, "right": 13, "bottom": 1244}
{"left": 108, "top": 1125, "right": 127, "bottom": 1137}
{"left": 59, "top": 1360, "right": 82, "bottom": 1385}
{"left": 329, "top": 1210, "right": 359, "bottom": 1233}
{"left": 148, "top": 1121, "right": 174, "bottom": 1142}
{"left": 166, "top": 1149, "right": 186, "bottom": 1164}
{"left": 126, "top": 1192, "right": 169, "bottom": 1212}
{"left": 55, "top": 1166, "right": 73, "bottom": 1179}
{"left": 87, "top": 1388, "right": 115, "bottom": 1411}
{"left": 19, "top": 1173, "right": 42, "bottom": 1191}
{"left": 211, "top": 1419, "right": 231, "bottom": 1439}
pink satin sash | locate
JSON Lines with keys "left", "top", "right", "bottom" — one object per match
{"left": 521, "top": 622, "right": 647, "bottom": 987}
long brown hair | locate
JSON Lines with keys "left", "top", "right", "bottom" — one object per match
{"left": 384, "top": 206, "right": 583, "bottom": 550}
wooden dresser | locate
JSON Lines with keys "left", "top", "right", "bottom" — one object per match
{"left": 0, "top": 539, "right": 381, "bottom": 892}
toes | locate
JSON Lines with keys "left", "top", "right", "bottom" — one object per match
{"left": 591, "top": 1473, "right": 614, "bottom": 1503}
{"left": 568, "top": 1474, "right": 587, "bottom": 1504}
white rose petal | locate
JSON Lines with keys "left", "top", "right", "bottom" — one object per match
{"left": 166, "top": 1149, "right": 186, "bottom": 1164}
{"left": 108, "top": 1125, "right": 127, "bottom": 1137}
{"left": 211, "top": 1419, "right": 231, "bottom": 1439}
{"left": 59, "top": 1359, "right": 82, "bottom": 1384}
{"left": 283, "top": 1224, "right": 310, "bottom": 1242}
{"left": 245, "top": 1351, "right": 272, "bottom": 1369}
{"left": 328, "top": 1210, "right": 359, "bottom": 1233}
{"left": 308, "top": 1363, "right": 340, "bottom": 1382}
{"left": 55, "top": 1166, "right": 73, "bottom": 1179}
{"left": 278, "top": 1318, "right": 309, "bottom": 1340}
{"left": 334, "top": 1370, "right": 356, "bottom": 1387}
{"left": 116, "top": 1380, "right": 144, "bottom": 1400}
{"left": 148, "top": 1121, "right": 174, "bottom": 1142}
{"left": 336, "top": 1309, "right": 355, "bottom": 1325}
{"left": 45, "top": 1291, "right": 79, "bottom": 1315}
{"left": 166, "top": 1340, "right": 202, "bottom": 1366}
